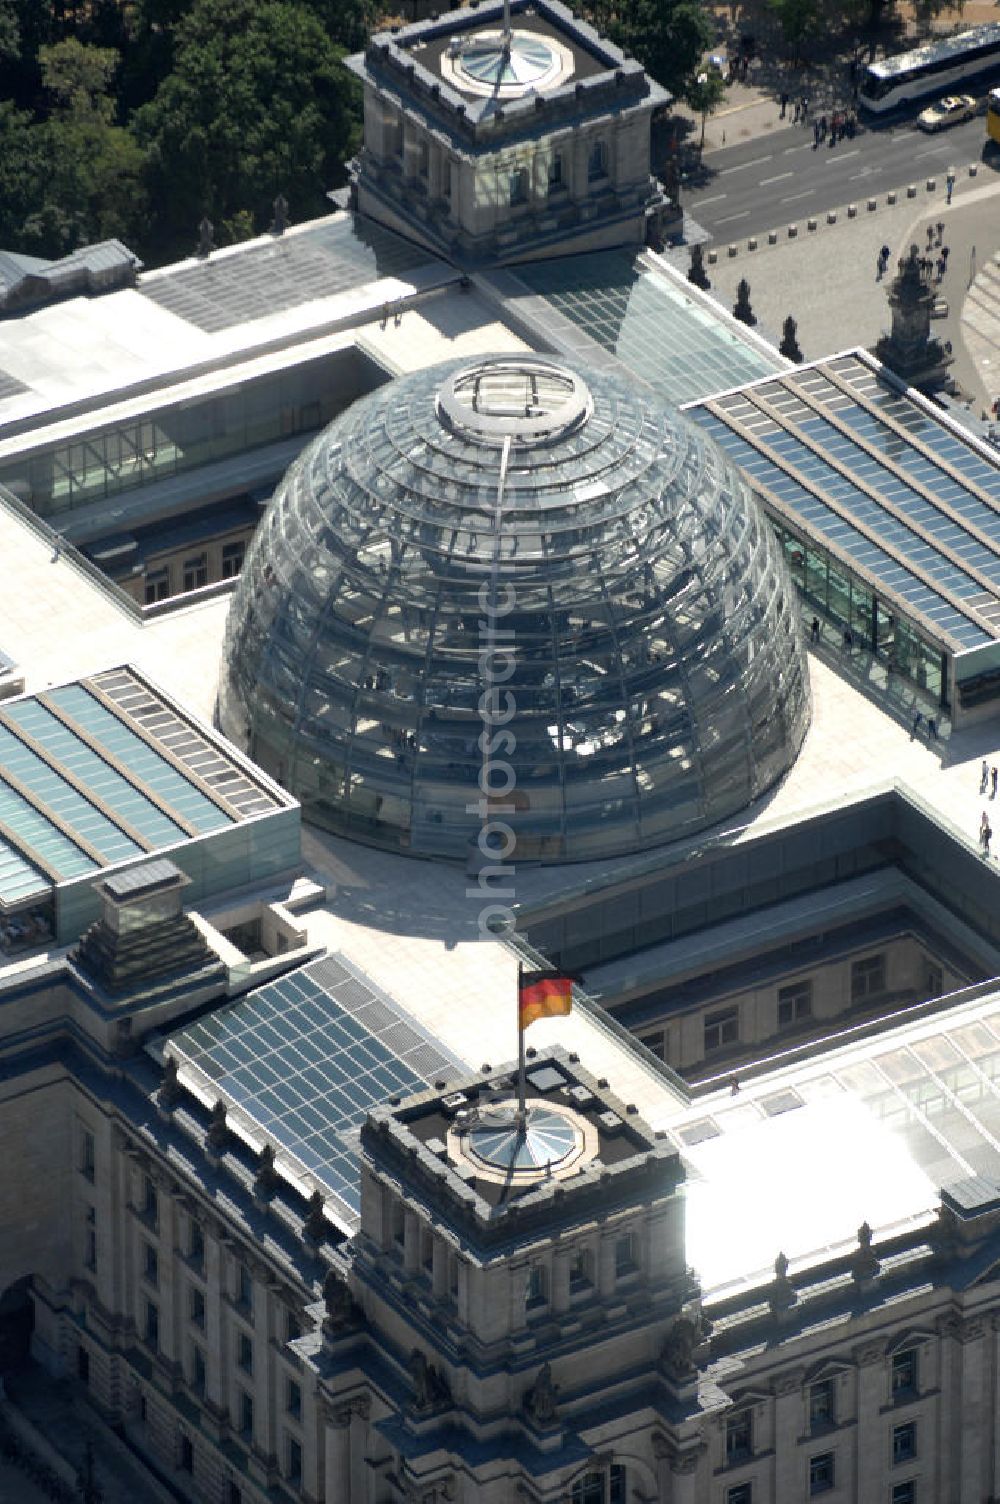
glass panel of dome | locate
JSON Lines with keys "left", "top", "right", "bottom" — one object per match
{"left": 220, "top": 355, "right": 811, "bottom": 863}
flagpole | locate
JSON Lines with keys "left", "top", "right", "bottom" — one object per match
{"left": 516, "top": 960, "right": 526, "bottom": 1129}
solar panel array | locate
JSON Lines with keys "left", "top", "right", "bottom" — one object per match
{"left": 510, "top": 248, "right": 781, "bottom": 406}
{"left": 167, "top": 953, "right": 464, "bottom": 1227}
{"left": 690, "top": 354, "right": 1000, "bottom": 650}
{"left": 139, "top": 217, "right": 439, "bottom": 334}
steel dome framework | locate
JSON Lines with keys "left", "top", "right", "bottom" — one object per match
{"left": 218, "top": 356, "right": 810, "bottom": 863}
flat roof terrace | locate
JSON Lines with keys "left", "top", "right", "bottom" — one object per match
{"left": 686, "top": 351, "right": 1000, "bottom": 717}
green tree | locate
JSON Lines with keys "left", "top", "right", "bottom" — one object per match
{"left": 135, "top": 0, "right": 359, "bottom": 261}
{"left": 686, "top": 68, "right": 726, "bottom": 148}
{"left": 15, "top": 39, "right": 150, "bottom": 256}
{"left": 0, "top": 99, "right": 46, "bottom": 245}
{"left": 767, "top": 0, "right": 823, "bottom": 55}
{"left": 585, "top": 0, "right": 713, "bottom": 100}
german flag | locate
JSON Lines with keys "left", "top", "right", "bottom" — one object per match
{"left": 518, "top": 970, "right": 579, "bottom": 1031}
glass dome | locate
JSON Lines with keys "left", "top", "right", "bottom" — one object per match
{"left": 218, "top": 355, "right": 810, "bottom": 864}
{"left": 441, "top": 28, "right": 574, "bottom": 99}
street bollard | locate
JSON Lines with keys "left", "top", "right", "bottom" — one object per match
{"left": 926, "top": 179, "right": 935, "bottom": 192}
{"left": 887, "top": 191, "right": 897, "bottom": 204}
{"left": 768, "top": 230, "right": 778, "bottom": 244}
{"left": 747, "top": 237, "right": 757, "bottom": 250}
{"left": 707, "top": 249, "right": 717, "bottom": 263}
{"left": 788, "top": 224, "right": 798, "bottom": 237}
{"left": 808, "top": 218, "right": 817, "bottom": 231}
{"left": 847, "top": 204, "right": 857, "bottom": 217}
{"left": 906, "top": 184, "right": 917, "bottom": 198}
{"left": 969, "top": 163, "right": 978, "bottom": 177}
{"left": 867, "top": 199, "right": 877, "bottom": 211}
{"left": 728, "top": 244, "right": 738, "bottom": 257}
{"left": 827, "top": 211, "right": 837, "bottom": 223}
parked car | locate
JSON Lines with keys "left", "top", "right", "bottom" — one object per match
{"left": 918, "top": 93, "right": 975, "bottom": 131}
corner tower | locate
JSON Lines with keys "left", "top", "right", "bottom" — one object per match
{"left": 344, "top": 0, "right": 672, "bottom": 264}
{"left": 316, "top": 1050, "right": 709, "bottom": 1501}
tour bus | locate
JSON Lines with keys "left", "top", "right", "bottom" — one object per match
{"left": 859, "top": 21, "right": 1000, "bottom": 113}
{"left": 989, "top": 86, "right": 1000, "bottom": 143}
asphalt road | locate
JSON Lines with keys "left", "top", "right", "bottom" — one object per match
{"left": 686, "top": 111, "right": 992, "bottom": 242}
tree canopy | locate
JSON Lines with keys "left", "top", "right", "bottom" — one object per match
{"left": 584, "top": 0, "right": 713, "bottom": 100}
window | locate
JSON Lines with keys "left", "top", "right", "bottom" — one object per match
{"left": 286, "top": 1434, "right": 302, "bottom": 1485}
{"left": 891, "top": 1349, "right": 918, "bottom": 1399}
{"left": 236, "top": 1264, "right": 253, "bottom": 1313}
{"left": 80, "top": 1129, "right": 95, "bottom": 1182}
{"left": 509, "top": 168, "right": 528, "bottom": 205}
{"left": 187, "top": 1218, "right": 204, "bottom": 1271}
{"left": 145, "top": 1300, "right": 159, "bottom": 1352}
{"left": 239, "top": 1390, "right": 254, "bottom": 1440}
{"left": 144, "top": 569, "right": 169, "bottom": 604}
{"left": 924, "top": 962, "right": 943, "bottom": 998}
{"left": 588, "top": 139, "right": 607, "bottom": 180}
{"left": 143, "top": 1242, "right": 159, "bottom": 1289}
{"left": 851, "top": 953, "right": 886, "bottom": 1002}
{"left": 548, "top": 154, "right": 562, "bottom": 190}
{"left": 527, "top": 1264, "right": 547, "bottom": 1305}
{"left": 809, "top": 1452, "right": 835, "bottom": 1494}
{"left": 221, "top": 540, "right": 245, "bottom": 579}
{"left": 892, "top": 1484, "right": 915, "bottom": 1504}
{"left": 183, "top": 554, "right": 208, "bottom": 592}
{"left": 705, "top": 1006, "right": 739, "bottom": 1054}
{"left": 190, "top": 1285, "right": 205, "bottom": 1329}
{"left": 391, "top": 1199, "right": 405, "bottom": 1248}
{"left": 84, "top": 1207, "right": 96, "bottom": 1272}
{"left": 893, "top": 1422, "right": 917, "bottom": 1465}
{"left": 809, "top": 1378, "right": 835, "bottom": 1430}
{"left": 286, "top": 1378, "right": 302, "bottom": 1419}
{"left": 237, "top": 1332, "right": 253, "bottom": 1375}
{"left": 570, "top": 1466, "right": 626, "bottom": 1504}
{"left": 727, "top": 1486, "right": 752, "bottom": 1504}
{"left": 640, "top": 1030, "right": 666, "bottom": 1061}
{"left": 614, "top": 1231, "right": 637, "bottom": 1277}
{"left": 726, "top": 1409, "right": 753, "bottom": 1464}
{"left": 142, "top": 1176, "right": 158, "bottom": 1224}
{"left": 286, "top": 1310, "right": 301, "bottom": 1343}
{"left": 180, "top": 1435, "right": 193, "bottom": 1473}
{"left": 569, "top": 1247, "right": 591, "bottom": 1291}
{"left": 191, "top": 1344, "right": 205, "bottom": 1395}
{"left": 778, "top": 980, "right": 813, "bottom": 1028}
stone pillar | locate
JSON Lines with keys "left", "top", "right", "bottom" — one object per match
{"left": 403, "top": 1212, "right": 421, "bottom": 1276}
{"left": 937, "top": 1316, "right": 960, "bottom": 1499}
{"left": 959, "top": 1318, "right": 986, "bottom": 1500}
{"left": 552, "top": 1249, "right": 570, "bottom": 1314}
{"left": 432, "top": 1238, "right": 449, "bottom": 1300}
{"left": 323, "top": 1405, "right": 352, "bottom": 1504}
{"left": 773, "top": 1372, "right": 804, "bottom": 1501}
{"left": 204, "top": 1228, "right": 225, "bottom": 1416}
{"left": 428, "top": 144, "right": 443, "bottom": 201}
{"left": 654, "top": 1433, "right": 704, "bottom": 1504}
{"left": 853, "top": 1342, "right": 884, "bottom": 1504}
{"left": 597, "top": 1235, "right": 616, "bottom": 1300}
{"left": 571, "top": 135, "right": 589, "bottom": 204}
{"left": 401, "top": 120, "right": 420, "bottom": 182}
{"left": 531, "top": 151, "right": 547, "bottom": 207}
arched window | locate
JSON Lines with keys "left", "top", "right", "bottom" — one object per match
{"left": 571, "top": 1463, "right": 626, "bottom": 1504}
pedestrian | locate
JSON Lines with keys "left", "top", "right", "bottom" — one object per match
{"left": 843, "top": 626, "right": 853, "bottom": 651}
{"left": 876, "top": 251, "right": 885, "bottom": 280}
{"left": 810, "top": 616, "right": 820, "bottom": 643}
{"left": 813, "top": 121, "right": 820, "bottom": 148}
{"left": 793, "top": 99, "right": 801, "bottom": 123}
{"left": 992, "top": 766, "right": 998, "bottom": 797}
{"left": 926, "top": 225, "right": 935, "bottom": 247}
{"left": 819, "top": 114, "right": 827, "bottom": 140}
{"left": 912, "top": 709, "right": 922, "bottom": 736}
{"left": 927, "top": 717, "right": 938, "bottom": 739}
{"left": 941, "top": 246, "right": 949, "bottom": 267}
{"left": 981, "top": 759, "right": 989, "bottom": 793}
{"left": 780, "top": 90, "right": 788, "bottom": 118}
{"left": 936, "top": 255, "right": 946, "bottom": 282}
{"left": 945, "top": 173, "right": 955, "bottom": 205}
{"left": 802, "top": 93, "right": 809, "bottom": 118}
{"left": 981, "top": 811, "right": 990, "bottom": 854}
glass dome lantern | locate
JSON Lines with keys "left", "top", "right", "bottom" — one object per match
{"left": 218, "top": 355, "right": 811, "bottom": 863}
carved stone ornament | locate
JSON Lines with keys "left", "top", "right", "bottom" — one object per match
{"left": 157, "top": 1054, "right": 182, "bottom": 1112}
{"left": 408, "top": 1349, "right": 451, "bottom": 1412}
{"left": 769, "top": 1250, "right": 797, "bottom": 1315}
{"left": 773, "top": 1369, "right": 805, "bottom": 1397}
{"left": 205, "top": 1099, "right": 229, "bottom": 1154}
{"left": 253, "top": 1144, "right": 280, "bottom": 1201}
{"left": 302, "top": 1189, "right": 326, "bottom": 1244}
{"left": 322, "top": 1270, "right": 355, "bottom": 1333}
{"left": 851, "top": 1220, "right": 880, "bottom": 1285}
{"left": 523, "top": 1360, "right": 559, "bottom": 1426}
{"left": 660, "top": 1316, "right": 699, "bottom": 1380}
